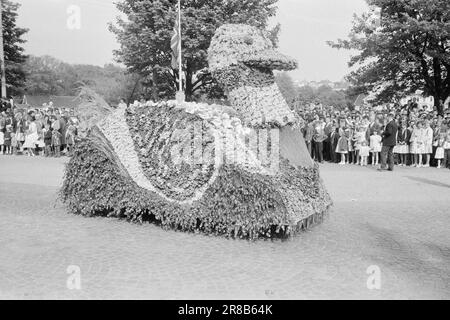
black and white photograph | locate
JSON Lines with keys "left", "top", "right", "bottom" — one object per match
{"left": 0, "top": 0, "right": 449, "bottom": 305}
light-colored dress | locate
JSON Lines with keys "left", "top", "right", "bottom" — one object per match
{"left": 369, "top": 134, "right": 382, "bottom": 153}
{"left": 336, "top": 128, "right": 348, "bottom": 154}
{"left": 409, "top": 128, "right": 421, "bottom": 154}
{"left": 435, "top": 138, "right": 445, "bottom": 159}
{"left": 360, "top": 145, "right": 371, "bottom": 157}
{"left": 423, "top": 127, "right": 433, "bottom": 154}
{"left": 23, "top": 122, "right": 39, "bottom": 149}
{"left": 353, "top": 131, "right": 366, "bottom": 151}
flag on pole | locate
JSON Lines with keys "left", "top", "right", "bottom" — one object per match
{"left": 170, "top": 2, "right": 181, "bottom": 70}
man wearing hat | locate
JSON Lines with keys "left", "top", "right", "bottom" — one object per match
{"left": 378, "top": 113, "right": 398, "bottom": 171}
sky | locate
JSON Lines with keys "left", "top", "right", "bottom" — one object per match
{"left": 16, "top": 0, "right": 368, "bottom": 82}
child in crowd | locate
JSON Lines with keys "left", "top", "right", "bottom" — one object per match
{"left": 443, "top": 131, "right": 450, "bottom": 169}
{"left": 395, "top": 121, "right": 411, "bottom": 166}
{"left": 43, "top": 123, "right": 53, "bottom": 157}
{"left": 3, "top": 125, "right": 12, "bottom": 155}
{"left": 0, "top": 129, "right": 3, "bottom": 155}
{"left": 11, "top": 126, "right": 17, "bottom": 155}
{"left": 52, "top": 129, "right": 62, "bottom": 157}
{"left": 369, "top": 129, "right": 382, "bottom": 166}
{"left": 422, "top": 120, "right": 433, "bottom": 167}
{"left": 37, "top": 128, "right": 46, "bottom": 156}
{"left": 359, "top": 140, "right": 371, "bottom": 166}
{"left": 354, "top": 126, "right": 367, "bottom": 165}
{"left": 348, "top": 127, "right": 356, "bottom": 164}
{"left": 435, "top": 132, "right": 445, "bottom": 169}
{"left": 336, "top": 127, "right": 349, "bottom": 165}
{"left": 410, "top": 121, "right": 424, "bottom": 167}
{"left": 65, "top": 120, "right": 77, "bottom": 156}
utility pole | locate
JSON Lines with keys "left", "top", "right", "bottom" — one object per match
{"left": 0, "top": 0, "right": 7, "bottom": 98}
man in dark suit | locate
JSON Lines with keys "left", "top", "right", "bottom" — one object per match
{"left": 378, "top": 113, "right": 398, "bottom": 171}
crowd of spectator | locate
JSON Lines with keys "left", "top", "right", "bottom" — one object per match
{"left": 2, "top": 97, "right": 450, "bottom": 170}
{"left": 0, "top": 100, "right": 79, "bottom": 157}
{"left": 300, "top": 99, "right": 450, "bottom": 169}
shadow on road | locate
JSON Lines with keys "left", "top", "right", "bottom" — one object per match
{"left": 404, "top": 176, "right": 450, "bottom": 189}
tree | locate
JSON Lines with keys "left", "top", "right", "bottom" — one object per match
{"left": 23, "top": 55, "right": 141, "bottom": 106}
{"left": 1, "top": 0, "right": 28, "bottom": 96}
{"left": 328, "top": 0, "right": 450, "bottom": 114}
{"left": 110, "top": 0, "right": 280, "bottom": 102}
{"left": 314, "top": 85, "right": 345, "bottom": 109}
{"left": 290, "top": 84, "right": 353, "bottom": 112}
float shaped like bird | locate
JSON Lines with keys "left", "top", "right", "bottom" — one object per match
{"left": 61, "top": 24, "right": 332, "bottom": 239}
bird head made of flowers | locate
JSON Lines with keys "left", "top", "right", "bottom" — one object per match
{"left": 208, "top": 24, "right": 297, "bottom": 74}
{"left": 208, "top": 24, "right": 299, "bottom": 127}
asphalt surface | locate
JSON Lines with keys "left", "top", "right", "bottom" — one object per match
{"left": 0, "top": 156, "right": 449, "bottom": 299}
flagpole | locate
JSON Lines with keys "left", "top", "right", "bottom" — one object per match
{"left": 0, "top": 2, "right": 7, "bottom": 98}
{"left": 175, "top": 0, "right": 185, "bottom": 103}
{"left": 178, "top": 0, "right": 182, "bottom": 93}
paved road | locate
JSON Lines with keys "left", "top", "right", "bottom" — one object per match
{"left": 0, "top": 156, "right": 449, "bottom": 300}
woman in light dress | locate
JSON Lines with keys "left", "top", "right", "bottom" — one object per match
{"left": 353, "top": 126, "right": 366, "bottom": 165}
{"left": 15, "top": 113, "right": 25, "bottom": 152}
{"left": 22, "top": 116, "right": 38, "bottom": 156}
{"left": 410, "top": 121, "right": 425, "bottom": 167}
{"left": 336, "top": 126, "right": 349, "bottom": 165}
{"left": 369, "top": 129, "right": 382, "bottom": 166}
{"left": 434, "top": 132, "right": 446, "bottom": 169}
{"left": 422, "top": 120, "right": 433, "bottom": 167}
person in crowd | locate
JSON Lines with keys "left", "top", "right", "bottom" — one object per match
{"left": 348, "top": 126, "right": 356, "bottom": 164}
{"left": 10, "top": 124, "right": 17, "bottom": 155}
{"left": 336, "top": 126, "right": 349, "bottom": 165}
{"left": 359, "top": 140, "right": 370, "bottom": 166}
{"left": 435, "top": 132, "right": 446, "bottom": 169}
{"left": 0, "top": 124, "right": 4, "bottom": 153}
{"left": 330, "top": 124, "right": 339, "bottom": 163}
{"left": 323, "top": 116, "right": 333, "bottom": 161}
{"left": 52, "top": 129, "right": 62, "bottom": 158}
{"left": 304, "top": 121, "right": 314, "bottom": 157}
{"left": 422, "top": 120, "right": 434, "bottom": 167}
{"left": 51, "top": 115, "right": 60, "bottom": 155}
{"left": 369, "top": 129, "right": 382, "bottom": 166}
{"left": 354, "top": 126, "right": 366, "bottom": 165}
{"left": 43, "top": 123, "right": 53, "bottom": 157}
{"left": 443, "top": 131, "right": 450, "bottom": 169}
{"left": 22, "top": 116, "right": 38, "bottom": 157}
{"left": 65, "top": 120, "right": 77, "bottom": 157}
{"left": 0, "top": 112, "right": 6, "bottom": 133}
{"left": 15, "top": 113, "right": 25, "bottom": 152}
{"left": 313, "top": 117, "right": 326, "bottom": 163}
{"left": 395, "top": 120, "right": 411, "bottom": 166}
{"left": 412, "top": 121, "right": 425, "bottom": 167}
{"left": 3, "top": 125, "right": 12, "bottom": 155}
{"left": 379, "top": 113, "right": 398, "bottom": 172}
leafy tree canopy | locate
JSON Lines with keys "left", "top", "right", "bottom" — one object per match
{"left": 23, "top": 55, "right": 140, "bottom": 106}
{"left": 1, "top": 0, "right": 28, "bottom": 97}
{"left": 109, "top": 0, "right": 280, "bottom": 102}
{"left": 328, "top": 0, "right": 450, "bottom": 114}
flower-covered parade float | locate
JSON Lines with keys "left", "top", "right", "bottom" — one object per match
{"left": 61, "top": 24, "right": 332, "bottom": 240}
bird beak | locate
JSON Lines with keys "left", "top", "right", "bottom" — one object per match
{"left": 241, "top": 49, "right": 298, "bottom": 71}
